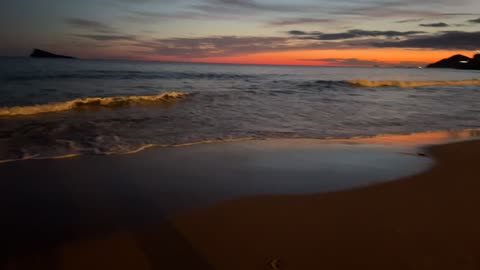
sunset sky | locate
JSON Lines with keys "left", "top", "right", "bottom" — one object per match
{"left": 1, "top": 0, "right": 479, "bottom": 66}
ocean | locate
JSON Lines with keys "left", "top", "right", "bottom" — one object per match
{"left": 1, "top": 57, "right": 480, "bottom": 162}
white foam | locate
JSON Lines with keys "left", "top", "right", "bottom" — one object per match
{"left": 0, "top": 92, "right": 188, "bottom": 116}
{"left": 349, "top": 79, "right": 480, "bottom": 87}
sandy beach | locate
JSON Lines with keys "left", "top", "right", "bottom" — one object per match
{"left": 174, "top": 139, "right": 480, "bottom": 270}
{"left": 3, "top": 138, "right": 480, "bottom": 269}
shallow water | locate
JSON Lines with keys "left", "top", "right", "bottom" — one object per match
{"left": 0, "top": 138, "right": 435, "bottom": 262}
{"left": 1, "top": 58, "right": 480, "bottom": 161}
{"left": 0, "top": 139, "right": 432, "bottom": 226}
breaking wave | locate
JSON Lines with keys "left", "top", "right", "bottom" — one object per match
{"left": 348, "top": 79, "right": 480, "bottom": 88}
{"left": 0, "top": 92, "right": 188, "bottom": 116}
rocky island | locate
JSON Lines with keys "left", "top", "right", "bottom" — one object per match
{"left": 30, "top": 49, "right": 76, "bottom": 59}
{"left": 427, "top": 53, "right": 480, "bottom": 70}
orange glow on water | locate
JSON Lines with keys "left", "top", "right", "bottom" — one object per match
{"left": 332, "top": 129, "right": 480, "bottom": 146}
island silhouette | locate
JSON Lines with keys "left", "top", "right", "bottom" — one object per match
{"left": 30, "top": 49, "right": 76, "bottom": 59}
{"left": 427, "top": 53, "right": 480, "bottom": 70}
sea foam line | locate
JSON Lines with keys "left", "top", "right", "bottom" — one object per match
{"left": 0, "top": 137, "right": 257, "bottom": 164}
{"left": 0, "top": 91, "right": 188, "bottom": 116}
{"left": 349, "top": 79, "right": 480, "bottom": 87}
{"left": 2, "top": 129, "right": 480, "bottom": 165}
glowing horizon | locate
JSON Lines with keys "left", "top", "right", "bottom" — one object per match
{"left": 166, "top": 48, "right": 476, "bottom": 66}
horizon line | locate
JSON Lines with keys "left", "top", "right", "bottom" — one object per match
{"left": 0, "top": 55, "right": 427, "bottom": 68}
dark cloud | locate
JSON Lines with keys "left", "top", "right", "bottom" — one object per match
{"left": 67, "top": 18, "right": 139, "bottom": 45}
{"left": 127, "top": 29, "right": 480, "bottom": 58}
{"left": 419, "top": 22, "right": 449, "bottom": 27}
{"left": 395, "top": 18, "right": 424, "bottom": 23}
{"left": 65, "top": 18, "right": 116, "bottom": 33}
{"left": 193, "top": 0, "right": 308, "bottom": 14}
{"left": 290, "top": 29, "right": 425, "bottom": 40}
{"left": 297, "top": 58, "right": 426, "bottom": 67}
{"left": 330, "top": 1, "right": 438, "bottom": 18}
{"left": 298, "top": 58, "right": 382, "bottom": 66}
{"left": 468, "top": 17, "right": 480, "bottom": 23}
{"left": 127, "top": 10, "right": 221, "bottom": 22}
{"left": 119, "top": 0, "right": 479, "bottom": 28}
{"left": 287, "top": 30, "right": 303, "bottom": 35}
{"left": 373, "top": 31, "right": 480, "bottom": 50}
{"left": 328, "top": 0, "right": 480, "bottom": 20}
{"left": 268, "top": 18, "right": 333, "bottom": 26}
{"left": 297, "top": 58, "right": 425, "bottom": 67}
{"left": 122, "top": 0, "right": 317, "bottom": 25}
{"left": 289, "top": 29, "right": 480, "bottom": 51}
{"left": 133, "top": 36, "right": 297, "bottom": 57}
{"left": 188, "top": 0, "right": 462, "bottom": 20}
{"left": 75, "top": 34, "right": 137, "bottom": 41}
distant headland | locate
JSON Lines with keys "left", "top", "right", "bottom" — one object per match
{"left": 30, "top": 49, "right": 76, "bottom": 59}
{"left": 427, "top": 53, "right": 480, "bottom": 70}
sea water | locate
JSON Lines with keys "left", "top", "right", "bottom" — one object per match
{"left": 1, "top": 57, "right": 480, "bottom": 162}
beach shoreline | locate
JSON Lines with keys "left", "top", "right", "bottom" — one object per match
{"left": 3, "top": 138, "right": 480, "bottom": 269}
{"left": 173, "top": 139, "right": 480, "bottom": 270}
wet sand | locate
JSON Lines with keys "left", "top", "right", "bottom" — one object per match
{"left": 3, "top": 139, "right": 480, "bottom": 269}
{"left": 175, "top": 139, "right": 480, "bottom": 270}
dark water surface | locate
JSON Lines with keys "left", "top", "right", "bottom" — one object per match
{"left": 1, "top": 58, "right": 480, "bottom": 162}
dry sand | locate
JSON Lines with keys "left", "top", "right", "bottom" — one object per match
{"left": 5, "top": 139, "right": 480, "bottom": 269}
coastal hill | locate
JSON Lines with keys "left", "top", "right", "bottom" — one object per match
{"left": 30, "top": 49, "right": 76, "bottom": 59}
{"left": 427, "top": 54, "right": 480, "bottom": 70}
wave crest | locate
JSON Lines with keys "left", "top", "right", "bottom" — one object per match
{"left": 0, "top": 92, "right": 188, "bottom": 116}
{"left": 349, "top": 79, "right": 480, "bottom": 87}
